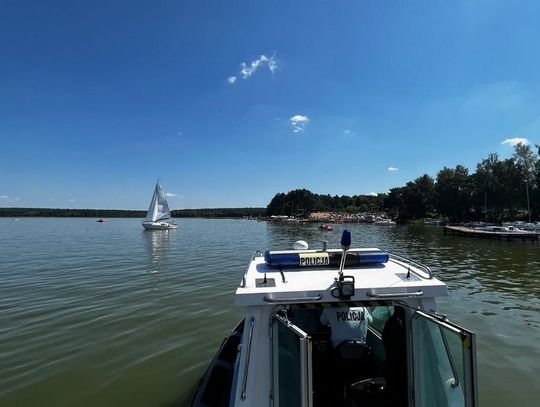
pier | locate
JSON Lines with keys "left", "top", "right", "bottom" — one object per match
{"left": 444, "top": 226, "right": 539, "bottom": 241}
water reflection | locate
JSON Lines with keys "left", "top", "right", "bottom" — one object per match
{"left": 143, "top": 229, "right": 174, "bottom": 271}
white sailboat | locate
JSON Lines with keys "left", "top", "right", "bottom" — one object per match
{"left": 142, "top": 180, "right": 177, "bottom": 230}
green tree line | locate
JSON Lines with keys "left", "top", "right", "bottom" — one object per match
{"left": 267, "top": 189, "right": 384, "bottom": 216}
{"left": 0, "top": 208, "right": 146, "bottom": 217}
{"left": 267, "top": 143, "right": 540, "bottom": 223}
{"left": 172, "top": 208, "right": 265, "bottom": 218}
{"left": 0, "top": 207, "right": 265, "bottom": 218}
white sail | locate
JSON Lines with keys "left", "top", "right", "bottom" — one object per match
{"left": 145, "top": 181, "right": 171, "bottom": 222}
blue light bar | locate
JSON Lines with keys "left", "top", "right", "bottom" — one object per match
{"left": 264, "top": 249, "right": 389, "bottom": 268}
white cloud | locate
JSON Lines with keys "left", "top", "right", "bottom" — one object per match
{"left": 228, "top": 54, "right": 278, "bottom": 83}
{"left": 68, "top": 199, "right": 76, "bottom": 202}
{"left": 501, "top": 137, "right": 529, "bottom": 146}
{"left": 368, "top": 192, "right": 378, "bottom": 196}
{"left": 387, "top": 167, "right": 399, "bottom": 172}
{"left": 290, "top": 115, "right": 310, "bottom": 133}
{"left": 241, "top": 54, "right": 277, "bottom": 78}
{"left": 0, "top": 195, "right": 20, "bottom": 201}
{"left": 165, "top": 193, "right": 184, "bottom": 198}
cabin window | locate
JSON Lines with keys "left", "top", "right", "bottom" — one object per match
{"left": 271, "top": 314, "right": 312, "bottom": 407}
{"left": 412, "top": 311, "right": 477, "bottom": 407}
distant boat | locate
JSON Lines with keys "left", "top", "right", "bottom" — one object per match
{"left": 374, "top": 218, "right": 396, "bottom": 226}
{"left": 142, "top": 180, "right": 177, "bottom": 230}
{"left": 319, "top": 224, "right": 333, "bottom": 231}
{"left": 97, "top": 218, "right": 107, "bottom": 223}
{"left": 503, "top": 221, "right": 540, "bottom": 231}
{"left": 521, "top": 222, "right": 540, "bottom": 231}
{"left": 474, "top": 225, "right": 532, "bottom": 233}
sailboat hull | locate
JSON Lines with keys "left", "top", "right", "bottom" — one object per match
{"left": 142, "top": 221, "right": 178, "bottom": 230}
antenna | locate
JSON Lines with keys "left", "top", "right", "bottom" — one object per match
{"left": 406, "top": 243, "right": 412, "bottom": 279}
{"left": 320, "top": 239, "right": 328, "bottom": 251}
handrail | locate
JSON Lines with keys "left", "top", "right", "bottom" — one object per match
{"left": 240, "top": 317, "right": 255, "bottom": 400}
{"left": 241, "top": 251, "right": 262, "bottom": 288}
{"left": 367, "top": 290, "right": 424, "bottom": 299}
{"left": 388, "top": 252, "right": 433, "bottom": 279}
{"left": 263, "top": 294, "right": 323, "bottom": 303}
{"left": 439, "top": 324, "right": 460, "bottom": 388}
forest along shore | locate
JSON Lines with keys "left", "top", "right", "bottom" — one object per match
{"left": 0, "top": 207, "right": 266, "bottom": 218}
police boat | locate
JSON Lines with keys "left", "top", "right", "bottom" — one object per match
{"left": 191, "top": 230, "right": 478, "bottom": 407}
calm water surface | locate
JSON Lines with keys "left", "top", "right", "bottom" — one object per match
{"left": 0, "top": 218, "right": 539, "bottom": 406}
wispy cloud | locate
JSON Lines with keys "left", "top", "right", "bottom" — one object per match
{"left": 228, "top": 53, "right": 278, "bottom": 84}
{"left": 368, "top": 192, "right": 378, "bottom": 196}
{"left": 501, "top": 137, "right": 529, "bottom": 146}
{"left": 387, "top": 167, "right": 399, "bottom": 172}
{"left": 463, "top": 81, "right": 528, "bottom": 112}
{"left": 165, "top": 192, "right": 184, "bottom": 198}
{"left": 0, "top": 195, "right": 20, "bottom": 202}
{"left": 290, "top": 115, "right": 310, "bottom": 133}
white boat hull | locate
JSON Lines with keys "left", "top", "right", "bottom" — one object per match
{"left": 374, "top": 221, "right": 396, "bottom": 226}
{"left": 142, "top": 221, "right": 177, "bottom": 230}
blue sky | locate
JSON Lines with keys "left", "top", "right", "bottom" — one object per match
{"left": 1, "top": 0, "right": 540, "bottom": 209}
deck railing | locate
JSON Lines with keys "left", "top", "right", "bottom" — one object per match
{"left": 240, "top": 251, "right": 263, "bottom": 288}
{"left": 388, "top": 252, "right": 433, "bottom": 279}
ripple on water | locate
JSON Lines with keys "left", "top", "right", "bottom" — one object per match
{"left": 0, "top": 219, "right": 539, "bottom": 406}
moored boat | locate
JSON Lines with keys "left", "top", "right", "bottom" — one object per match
{"left": 474, "top": 225, "right": 531, "bottom": 233}
{"left": 319, "top": 224, "right": 333, "bottom": 231}
{"left": 191, "top": 230, "right": 478, "bottom": 407}
{"left": 374, "top": 218, "right": 396, "bottom": 226}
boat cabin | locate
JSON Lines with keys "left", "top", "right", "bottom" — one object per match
{"left": 192, "top": 233, "right": 478, "bottom": 407}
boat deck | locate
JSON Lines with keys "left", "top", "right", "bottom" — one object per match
{"left": 235, "top": 251, "right": 447, "bottom": 306}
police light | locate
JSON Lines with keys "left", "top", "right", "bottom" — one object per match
{"left": 339, "top": 230, "right": 352, "bottom": 277}
{"left": 341, "top": 230, "right": 351, "bottom": 250}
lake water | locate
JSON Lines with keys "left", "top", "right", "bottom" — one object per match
{"left": 0, "top": 218, "right": 539, "bottom": 406}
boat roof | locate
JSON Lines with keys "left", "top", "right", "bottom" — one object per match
{"left": 235, "top": 248, "right": 447, "bottom": 306}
